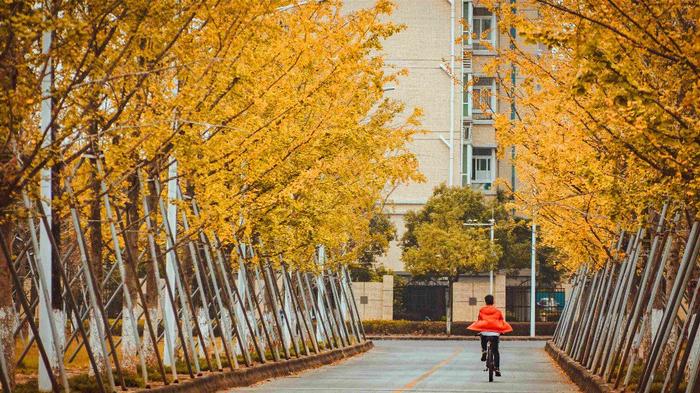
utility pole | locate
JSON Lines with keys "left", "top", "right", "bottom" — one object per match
{"left": 489, "top": 219, "right": 495, "bottom": 294}
{"left": 464, "top": 219, "right": 496, "bottom": 294}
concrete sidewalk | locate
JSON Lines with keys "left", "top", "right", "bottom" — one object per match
{"left": 226, "top": 340, "right": 579, "bottom": 392}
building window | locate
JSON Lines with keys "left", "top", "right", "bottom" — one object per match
{"left": 472, "top": 147, "right": 494, "bottom": 183}
{"left": 461, "top": 147, "right": 496, "bottom": 186}
{"left": 472, "top": 7, "right": 496, "bottom": 51}
{"left": 472, "top": 77, "right": 496, "bottom": 120}
{"left": 462, "top": 147, "right": 495, "bottom": 184}
{"left": 473, "top": 154, "right": 491, "bottom": 182}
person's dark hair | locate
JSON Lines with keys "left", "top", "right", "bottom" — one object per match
{"left": 485, "top": 294, "right": 494, "bottom": 305}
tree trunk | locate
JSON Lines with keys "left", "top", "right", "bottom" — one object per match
{"left": 446, "top": 278, "right": 453, "bottom": 336}
{"left": 0, "top": 220, "right": 16, "bottom": 388}
{"left": 87, "top": 124, "right": 105, "bottom": 372}
{"left": 49, "top": 148, "right": 64, "bottom": 376}
{"left": 659, "top": 236, "right": 683, "bottom": 367}
{"left": 0, "top": 13, "right": 20, "bottom": 385}
{"left": 121, "top": 169, "right": 141, "bottom": 372}
{"left": 141, "top": 163, "right": 162, "bottom": 366}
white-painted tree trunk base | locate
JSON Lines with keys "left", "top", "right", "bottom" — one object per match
{"left": 141, "top": 307, "right": 159, "bottom": 366}
{"left": 315, "top": 315, "right": 324, "bottom": 344}
{"left": 0, "top": 306, "right": 16, "bottom": 386}
{"left": 221, "top": 308, "right": 237, "bottom": 355}
{"left": 121, "top": 307, "right": 139, "bottom": 372}
{"left": 316, "top": 285, "right": 328, "bottom": 343}
{"left": 281, "top": 314, "right": 291, "bottom": 352}
{"left": 236, "top": 269, "right": 251, "bottom": 352}
{"left": 50, "top": 310, "right": 65, "bottom": 372}
{"left": 281, "top": 285, "right": 292, "bottom": 350}
{"left": 162, "top": 280, "right": 177, "bottom": 367}
{"left": 197, "top": 308, "right": 210, "bottom": 358}
{"left": 253, "top": 312, "right": 266, "bottom": 353}
{"left": 88, "top": 311, "right": 106, "bottom": 375}
{"left": 651, "top": 308, "right": 663, "bottom": 340}
{"left": 636, "top": 313, "right": 652, "bottom": 360}
{"left": 687, "top": 314, "right": 700, "bottom": 379}
{"left": 283, "top": 288, "right": 296, "bottom": 346}
{"left": 181, "top": 307, "right": 195, "bottom": 359}
{"left": 340, "top": 290, "right": 349, "bottom": 321}
{"left": 264, "top": 313, "right": 277, "bottom": 346}
{"left": 235, "top": 305, "right": 249, "bottom": 353}
{"left": 38, "top": 309, "right": 64, "bottom": 392}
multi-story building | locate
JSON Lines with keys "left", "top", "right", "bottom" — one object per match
{"left": 345, "top": 0, "right": 536, "bottom": 321}
{"left": 344, "top": 0, "right": 520, "bottom": 272}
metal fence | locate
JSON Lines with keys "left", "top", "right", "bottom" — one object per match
{"left": 552, "top": 205, "right": 700, "bottom": 393}
{"left": 394, "top": 285, "right": 446, "bottom": 321}
{"left": 506, "top": 286, "right": 564, "bottom": 323}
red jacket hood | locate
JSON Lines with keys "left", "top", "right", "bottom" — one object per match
{"left": 467, "top": 305, "right": 513, "bottom": 334}
{"left": 479, "top": 305, "right": 503, "bottom": 317}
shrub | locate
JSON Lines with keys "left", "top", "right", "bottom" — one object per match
{"left": 362, "top": 320, "right": 557, "bottom": 336}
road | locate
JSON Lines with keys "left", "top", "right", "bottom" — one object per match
{"left": 227, "top": 340, "right": 579, "bottom": 392}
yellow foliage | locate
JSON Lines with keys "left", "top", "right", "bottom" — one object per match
{"left": 0, "top": 0, "right": 422, "bottom": 270}
{"left": 478, "top": 0, "right": 699, "bottom": 269}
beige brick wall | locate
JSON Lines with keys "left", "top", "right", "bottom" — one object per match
{"left": 351, "top": 275, "right": 394, "bottom": 320}
{"left": 452, "top": 274, "right": 506, "bottom": 321}
{"left": 345, "top": 0, "right": 458, "bottom": 206}
{"left": 342, "top": 0, "right": 526, "bottom": 273}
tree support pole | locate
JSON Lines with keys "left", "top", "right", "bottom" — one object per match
{"left": 0, "top": 233, "right": 60, "bottom": 392}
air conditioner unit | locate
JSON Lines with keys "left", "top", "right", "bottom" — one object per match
{"left": 470, "top": 182, "right": 492, "bottom": 192}
{"left": 462, "top": 48, "right": 473, "bottom": 70}
{"left": 473, "top": 112, "right": 492, "bottom": 121}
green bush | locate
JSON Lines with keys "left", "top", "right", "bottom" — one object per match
{"left": 362, "top": 320, "right": 557, "bottom": 336}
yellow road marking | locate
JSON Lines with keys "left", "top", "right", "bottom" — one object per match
{"left": 393, "top": 346, "right": 463, "bottom": 392}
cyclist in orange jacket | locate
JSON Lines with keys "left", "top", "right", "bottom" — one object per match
{"left": 467, "top": 294, "right": 513, "bottom": 376}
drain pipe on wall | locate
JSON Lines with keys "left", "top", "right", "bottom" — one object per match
{"left": 466, "top": 0, "right": 473, "bottom": 187}
{"left": 448, "top": 0, "right": 455, "bottom": 187}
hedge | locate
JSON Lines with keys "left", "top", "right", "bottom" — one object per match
{"left": 362, "top": 320, "right": 557, "bottom": 336}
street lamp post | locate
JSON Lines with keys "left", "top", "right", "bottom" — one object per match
{"left": 489, "top": 220, "right": 494, "bottom": 292}
{"left": 464, "top": 219, "right": 496, "bottom": 294}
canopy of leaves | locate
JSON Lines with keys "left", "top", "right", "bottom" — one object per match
{"left": 349, "top": 213, "right": 396, "bottom": 281}
{"left": 479, "top": 0, "right": 699, "bottom": 269}
{"left": 401, "top": 185, "right": 502, "bottom": 280}
{"left": 0, "top": 0, "right": 422, "bottom": 271}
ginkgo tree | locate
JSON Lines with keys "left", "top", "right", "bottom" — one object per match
{"left": 0, "top": 0, "right": 422, "bottom": 384}
{"left": 474, "top": 0, "right": 699, "bottom": 269}
{"left": 402, "top": 185, "right": 502, "bottom": 334}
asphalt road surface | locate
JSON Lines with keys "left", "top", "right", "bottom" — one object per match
{"left": 227, "top": 339, "right": 580, "bottom": 392}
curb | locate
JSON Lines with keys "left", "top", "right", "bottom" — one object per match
{"left": 544, "top": 340, "right": 615, "bottom": 393}
{"left": 367, "top": 335, "right": 552, "bottom": 341}
{"left": 140, "top": 341, "right": 373, "bottom": 393}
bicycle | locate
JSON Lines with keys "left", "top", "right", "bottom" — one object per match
{"left": 484, "top": 336, "right": 497, "bottom": 382}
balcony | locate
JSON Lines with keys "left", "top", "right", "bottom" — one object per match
{"left": 462, "top": 76, "right": 496, "bottom": 124}
{"left": 461, "top": 175, "right": 494, "bottom": 192}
